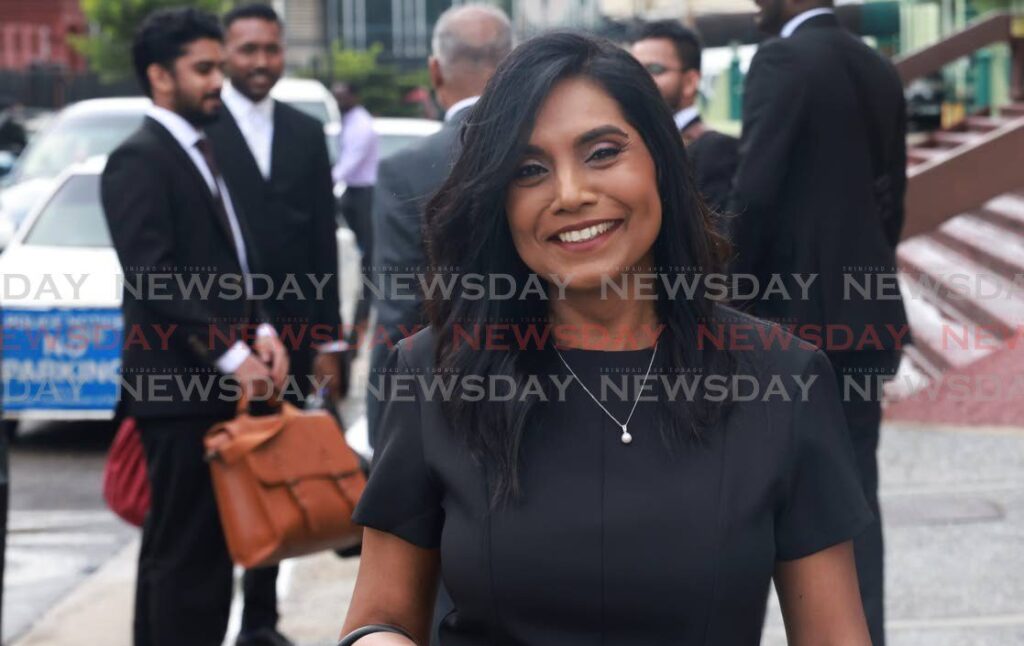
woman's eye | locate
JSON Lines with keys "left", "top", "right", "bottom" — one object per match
{"left": 515, "top": 163, "right": 547, "bottom": 179}
{"left": 588, "top": 146, "right": 622, "bottom": 163}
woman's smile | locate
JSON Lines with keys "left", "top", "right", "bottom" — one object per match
{"left": 549, "top": 218, "right": 624, "bottom": 251}
{"left": 505, "top": 77, "right": 662, "bottom": 291}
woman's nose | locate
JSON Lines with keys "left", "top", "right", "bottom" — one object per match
{"left": 554, "top": 169, "right": 595, "bottom": 213}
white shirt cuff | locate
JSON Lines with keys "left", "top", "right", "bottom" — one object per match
{"left": 317, "top": 340, "right": 351, "bottom": 354}
{"left": 216, "top": 341, "right": 252, "bottom": 374}
{"left": 256, "top": 323, "right": 277, "bottom": 339}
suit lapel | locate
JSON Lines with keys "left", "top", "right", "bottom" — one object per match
{"left": 203, "top": 109, "right": 267, "bottom": 272}
{"left": 269, "top": 101, "right": 293, "bottom": 183}
{"left": 213, "top": 107, "right": 268, "bottom": 189}
{"left": 143, "top": 117, "right": 237, "bottom": 248}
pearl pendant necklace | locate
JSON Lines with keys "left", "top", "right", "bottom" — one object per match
{"left": 554, "top": 341, "right": 659, "bottom": 445}
{"left": 620, "top": 424, "right": 632, "bottom": 445}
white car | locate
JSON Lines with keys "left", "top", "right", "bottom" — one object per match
{"left": 374, "top": 117, "right": 442, "bottom": 158}
{"left": 0, "top": 157, "right": 360, "bottom": 425}
{"left": 0, "top": 97, "right": 150, "bottom": 248}
{"left": 0, "top": 81, "right": 345, "bottom": 248}
{"left": 270, "top": 77, "right": 341, "bottom": 126}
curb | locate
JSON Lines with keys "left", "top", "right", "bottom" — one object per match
{"left": 13, "top": 539, "right": 138, "bottom": 646}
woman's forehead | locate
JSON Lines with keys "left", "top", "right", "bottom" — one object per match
{"left": 528, "top": 77, "right": 630, "bottom": 144}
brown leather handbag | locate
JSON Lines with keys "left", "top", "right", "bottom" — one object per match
{"left": 204, "top": 397, "right": 366, "bottom": 568}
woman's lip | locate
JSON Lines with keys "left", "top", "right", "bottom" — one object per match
{"left": 549, "top": 219, "right": 623, "bottom": 252}
{"left": 548, "top": 218, "right": 624, "bottom": 238}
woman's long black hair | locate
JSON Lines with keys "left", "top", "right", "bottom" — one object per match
{"left": 424, "top": 31, "right": 734, "bottom": 506}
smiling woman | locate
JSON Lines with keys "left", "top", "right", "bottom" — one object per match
{"left": 342, "top": 32, "right": 873, "bottom": 646}
{"left": 505, "top": 80, "right": 663, "bottom": 290}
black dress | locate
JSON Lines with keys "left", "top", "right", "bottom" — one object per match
{"left": 354, "top": 319, "right": 871, "bottom": 645}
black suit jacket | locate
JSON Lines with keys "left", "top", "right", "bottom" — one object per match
{"left": 729, "top": 13, "right": 908, "bottom": 352}
{"left": 684, "top": 118, "right": 739, "bottom": 215}
{"left": 102, "top": 117, "right": 266, "bottom": 418}
{"left": 205, "top": 101, "right": 340, "bottom": 401}
{"left": 366, "top": 109, "right": 469, "bottom": 444}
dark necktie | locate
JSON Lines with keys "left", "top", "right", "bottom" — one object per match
{"left": 194, "top": 137, "right": 228, "bottom": 215}
{"left": 194, "top": 136, "right": 251, "bottom": 281}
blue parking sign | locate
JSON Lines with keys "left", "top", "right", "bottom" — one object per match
{"left": 2, "top": 307, "right": 122, "bottom": 414}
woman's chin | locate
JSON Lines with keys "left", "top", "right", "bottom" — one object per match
{"left": 557, "top": 269, "right": 627, "bottom": 295}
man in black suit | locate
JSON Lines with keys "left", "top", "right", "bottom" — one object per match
{"left": 205, "top": 5, "right": 341, "bottom": 645}
{"left": 101, "top": 9, "right": 289, "bottom": 646}
{"left": 630, "top": 20, "right": 738, "bottom": 214}
{"left": 730, "top": 2, "right": 909, "bottom": 643}
{"left": 367, "top": 3, "right": 513, "bottom": 448}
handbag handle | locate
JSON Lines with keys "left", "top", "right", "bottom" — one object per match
{"left": 235, "top": 387, "right": 284, "bottom": 416}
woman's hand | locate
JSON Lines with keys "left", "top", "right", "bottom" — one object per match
{"left": 775, "top": 540, "right": 871, "bottom": 645}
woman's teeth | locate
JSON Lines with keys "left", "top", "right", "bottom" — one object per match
{"left": 557, "top": 221, "right": 615, "bottom": 243}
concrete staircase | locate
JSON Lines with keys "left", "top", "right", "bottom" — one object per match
{"left": 889, "top": 102, "right": 1024, "bottom": 407}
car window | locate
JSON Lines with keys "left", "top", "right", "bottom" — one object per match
{"left": 12, "top": 110, "right": 144, "bottom": 182}
{"left": 284, "top": 100, "right": 330, "bottom": 124}
{"left": 23, "top": 174, "right": 112, "bottom": 247}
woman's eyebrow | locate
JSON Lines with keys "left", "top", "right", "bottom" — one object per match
{"left": 521, "top": 125, "right": 629, "bottom": 158}
{"left": 576, "top": 124, "right": 628, "bottom": 146}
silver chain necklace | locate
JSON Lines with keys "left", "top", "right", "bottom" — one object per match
{"left": 553, "top": 341, "right": 659, "bottom": 445}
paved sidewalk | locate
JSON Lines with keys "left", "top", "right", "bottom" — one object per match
{"left": 12, "top": 422, "right": 1024, "bottom": 646}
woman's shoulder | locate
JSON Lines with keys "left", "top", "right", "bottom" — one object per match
{"left": 712, "top": 304, "right": 829, "bottom": 378}
{"left": 392, "top": 325, "right": 440, "bottom": 371}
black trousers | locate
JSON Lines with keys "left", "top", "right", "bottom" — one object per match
{"left": 241, "top": 564, "right": 279, "bottom": 634}
{"left": 135, "top": 415, "right": 234, "bottom": 646}
{"left": 338, "top": 185, "right": 374, "bottom": 337}
{"left": 829, "top": 350, "right": 899, "bottom": 646}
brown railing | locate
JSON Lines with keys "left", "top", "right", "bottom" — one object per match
{"left": 896, "top": 12, "right": 1024, "bottom": 239}
{"left": 894, "top": 12, "right": 1024, "bottom": 100}
{"left": 902, "top": 117, "right": 1024, "bottom": 238}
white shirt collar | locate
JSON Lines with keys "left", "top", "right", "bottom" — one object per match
{"left": 146, "top": 104, "right": 203, "bottom": 149}
{"left": 781, "top": 7, "right": 835, "bottom": 38}
{"left": 445, "top": 96, "right": 480, "bottom": 122}
{"left": 673, "top": 105, "right": 700, "bottom": 132}
{"left": 221, "top": 82, "right": 274, "bottom": 123}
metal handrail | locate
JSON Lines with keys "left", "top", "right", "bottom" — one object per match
{"left": 894, "top": 12, "right": 1023, "bottom": 99}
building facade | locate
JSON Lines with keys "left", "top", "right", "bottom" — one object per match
{"left": 0, "top": 0, "right": 86, "bottom": 72}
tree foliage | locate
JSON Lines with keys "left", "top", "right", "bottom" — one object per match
{"left": 320, "top": 42, "right": 431, "bottom": 117}
{"left": 73, "top": 0, "right": 226, "bottom": 81}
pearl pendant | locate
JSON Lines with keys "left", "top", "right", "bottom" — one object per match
{"left": 620, "top": 425, "right": 632, "bottom": 445}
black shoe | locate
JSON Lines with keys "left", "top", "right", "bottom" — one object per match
{"left": 235, "top": 627, "right": 295, "bottom": 646}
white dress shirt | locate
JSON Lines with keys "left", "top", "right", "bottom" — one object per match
{"left": 221, "top": 82, "right": 275, "bottom": 179}
{"left": 673, "top": 105, "right": 700, "bottom": 132}
{"left": 444, "top": 95, "right": 480, "bottom": 123}
{"left": 145, "top": 104, "right": 272, "bottom": 373}
{"left": 332, "top": 105, "right": 379, "bottom": 186}
{"left": 780, "top": 7, "right": 835, "bottom": 38}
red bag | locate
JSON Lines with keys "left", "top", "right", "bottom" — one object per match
{"left": 103, "top": 417, "right": 151, "bottom": 527}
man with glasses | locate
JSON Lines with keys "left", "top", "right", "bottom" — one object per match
{"left": 631, "top": 20, "right": 738, "bottom": 215}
